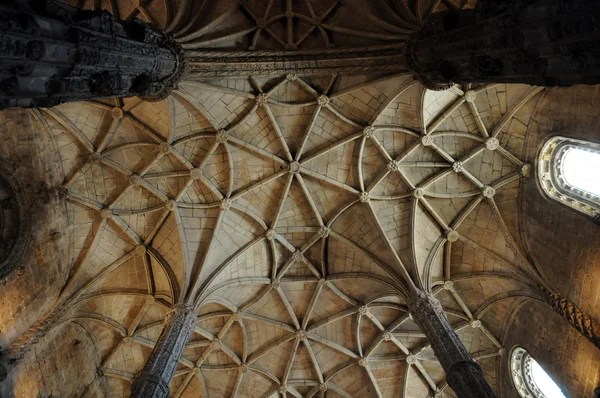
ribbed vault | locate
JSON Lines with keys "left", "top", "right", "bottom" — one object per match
{"left": 26, "top": 66, "right": 546, "bottom": 397}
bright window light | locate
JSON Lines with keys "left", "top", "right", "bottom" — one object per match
{"left": 562, "top": 148, "right": 600, "bottom": 196}
{"left": 530, "top": 359, "right": 566, "bottom": 398}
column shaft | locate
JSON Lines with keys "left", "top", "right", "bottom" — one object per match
{"left": 0, "top": 0, "right": 184, "bottom": 109}
{"left": 131, "top": 304, "right": 196, "bottom": 398}
{"left": 409, "top": 291, "right": 496, "bottom": 398}
{"left": 405, "top": 0, "right": 600, "bottom": 89}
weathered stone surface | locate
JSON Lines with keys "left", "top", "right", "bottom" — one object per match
{"left": 406, "top": 0, "right": 600, "bottom": 87}
{"left": 0, "top": 0, "right": 184, "bottom": 109}
{"left": 131, "top": 304, "right": 196, "bottom": 398}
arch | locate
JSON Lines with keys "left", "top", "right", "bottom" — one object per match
{"left": 538, "top": 136, "right": 600, "bottom": 222}
{"left": 510, "top": 346, "right": 566, "bottom": 398}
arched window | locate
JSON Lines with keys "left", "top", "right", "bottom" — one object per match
{"left": 538, "top": 136, "right": 600, "bottom": 222}
{"left": 511, "top": 347, "right": 566, "bottom": 398}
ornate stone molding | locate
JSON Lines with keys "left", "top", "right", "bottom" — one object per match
{"left": 541, "top": 287, "right": 600, "bottom": 349}
{"left": 510, "top": 347, "right": 545, "bottom": 398}
{"left": 409, "top": 290, "right": 496, "bottom": 398}
{"left": 0, "top": 0, "right": 185, "bottom": 109}
{"left": 131, "top": 304, "right": 196, "bottom": 398}
{"left": 538, "top": 136, "right": 600, "bottom": 221}
{"left": 185, "top": 45, "right": 406, "bottom": 78}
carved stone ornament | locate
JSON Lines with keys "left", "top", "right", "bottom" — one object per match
{"left": 131, "top": 304, "right": 196, "bottom": 398}
{"left": 446, "top": 230, "right": 460, "bottom": 243}
{"left": 510, "top": 347, "right": 547, "bottom": 398}
{"left": 266, "top": 229, "right": 276, "bottom": 241}
{"left": 408, "top": 290, "right": 496, "bottom": 398}
{"left": 538, "top": 136, "right": 600, "bottom": 220}
{"left": 0, "top": 0, "right": 185, "bottom": 109}
{"left": 413, "top": 188, "right": 425, "bottom": 199}
{"left": 363, "top": 126, "right": 376, "bottom": 138}
{"left": 359, "top": 191, "right": 371, "bottom": 203}
{"left": 421, "top": 135, "right": 434, "bottom": 147}
{"left": 190, "top": 168, "right": 203, "bottom": 180}
{"left": 486, "top": 138, "right": 500, "bottom": 151}
{"left": 288, "top": 161, "right": 301, "bottom": 174}
{"left": 220, "top": 198, "right": 232, "bottom": 211}
{"left": 317, "top": 226, "right": 330, "bottom": 239}
{"left": 541, "top": 286, "right": 600, "bottom": 349}
{"left": 317, "top": 95, "right": 330, "bottom": 106}
{"left": 452, "top": 161, "right": 464, "bottom": 173}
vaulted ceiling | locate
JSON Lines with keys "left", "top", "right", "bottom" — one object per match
{"left": 5, "top": 0, "right": 552, "bottom": 397}
{"left": 34, "top": 70, "right": 543, "bottom": 397}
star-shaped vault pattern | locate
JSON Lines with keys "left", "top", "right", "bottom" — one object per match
{"left": 30, "top": 71, "right": 545, "bottom": 397}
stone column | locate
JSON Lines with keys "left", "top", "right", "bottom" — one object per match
{"left": 131, "top": 304, "right": 196, "bottom": 398}
{"left": 409, "top": 290, "right": 496, "bottom": 398}
{"left": 0, "top": 0, "right": 185, "bottom": 109}
{"left": 405, "top": 0, "right": 600, "bottom": 89}
{"left": 541, "top": 287, "right": 600, "bottom": 350}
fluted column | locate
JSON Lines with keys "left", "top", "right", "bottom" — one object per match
{"left": 0, "top": 0, "right": 185, "bottom": 109}
{"left": 131, "top": 304, "right": 196, "bottom": 398}
{"left": 405, "top": 0, "right": 600, "bottom": 89}
{"left": 409, "top": 290, "right": 496, "bottom": 398}
{"left": 542, "top": 287, "right": 600, "bottom": 350}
